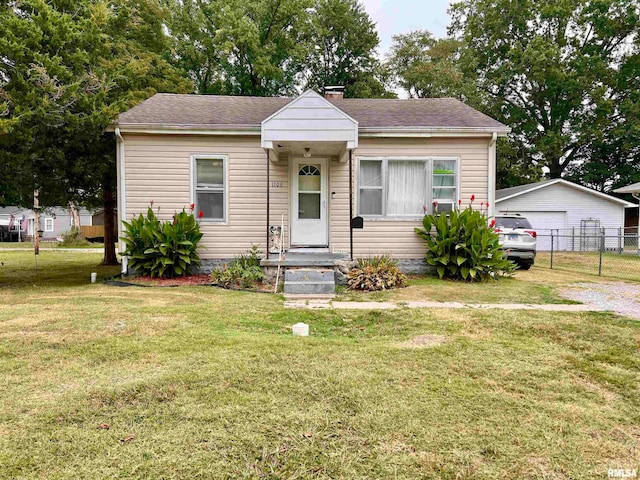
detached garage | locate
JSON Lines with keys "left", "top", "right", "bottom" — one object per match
{"left": 495, "top": 179, "right": 634, "bottom": 251}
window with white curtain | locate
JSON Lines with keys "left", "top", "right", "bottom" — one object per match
{"left": 44, "top": 218, "right": 54, "bottom": 232}
{"left": 357, "top": 157, "right": 458, "bottom": 218}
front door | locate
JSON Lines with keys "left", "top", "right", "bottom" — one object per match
{"left": 291, "top": 158, "right": 328, "bottom": 246}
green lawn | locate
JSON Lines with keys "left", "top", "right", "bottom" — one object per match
{"left": 0, "top": 251, "right": 639, "bottom": 478}
{"left": 536, "top": 251, "right": 640, "bottom": 283}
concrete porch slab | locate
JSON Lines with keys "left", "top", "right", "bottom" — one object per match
{"left": 261, "top": 252, "right": 350, "bottom": 267}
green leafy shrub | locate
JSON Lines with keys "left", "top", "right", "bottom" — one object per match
{"left": 415, "top": 205, "right": 515, "bottom": 281}
{"left": 347, "top": 255, "right": 407, "bottom": 291}
{"left": 58, "top": 227, "right": 91, "bottom": 247}
{"left": 122, "top": 207, "right": 203, "bottom": 278}
{"left": 211, "top": 245, "right": 265, "bottom": 289}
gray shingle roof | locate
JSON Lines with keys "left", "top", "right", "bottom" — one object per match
{"left": 496, "top": 179, "right": 634, "bottom": 207}
{"left": 116, "top": 93, "right": 509, "bottom": 130}
{"left": 495, "top": 180, "right": 554, "bottom": 200}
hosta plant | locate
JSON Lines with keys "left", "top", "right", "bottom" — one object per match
{"left": 122, "top": 207, "right": 203, "bottom": 278}
{"left": 415, "top": 204, "right": 515, "bottom": 281}
{"left": 347, "top": 255, "right": 407, "bottom": 291}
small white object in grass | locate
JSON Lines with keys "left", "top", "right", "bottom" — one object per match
{"left": 292, "top": 322, "right": 309, "bottom": 336}
{"left": 90, "top": 272, "right": 97, "bottom": 283}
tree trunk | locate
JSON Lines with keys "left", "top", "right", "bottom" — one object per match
{"left": 102, "top": 184, "right": 118, "bottom": 265}
{"left": 68, "top": 201, "right": 81, "bottom": 230}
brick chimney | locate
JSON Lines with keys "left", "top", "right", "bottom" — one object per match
{"left": 324, "top": 85, "right": 345, "bottom": 100}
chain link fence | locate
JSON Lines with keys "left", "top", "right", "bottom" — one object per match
{"left": 535, "top": 227, "right": 640, "bottom": 281}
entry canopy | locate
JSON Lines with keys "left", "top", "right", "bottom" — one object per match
{"left": 261, "top": 90, "right": 358, "bottom": 150}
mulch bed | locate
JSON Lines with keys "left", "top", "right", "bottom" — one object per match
{"left": 106, "top": 274, "right": 275, "bottom": 292}
{"left": 130, "top": 274, "right": 213, "bottom": 286}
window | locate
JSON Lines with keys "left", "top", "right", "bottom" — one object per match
{"left": 358, "top": 157, "right": 458, "bottom": 217}
{"left": 44, "top": 218, "right": 54, "bottom": 232}
{"left": 298, "top": 165, "right": 321, "bottom": 219}
{"left": 193, "top": 155, "right": 227, "bottom": 221}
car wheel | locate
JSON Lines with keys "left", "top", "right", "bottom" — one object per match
{"left": 518, "top": 262, "right": 533, "bottom": 270}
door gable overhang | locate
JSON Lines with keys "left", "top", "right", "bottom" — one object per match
{"left": 261, "top": 90, "right": 358, "bottom": 149}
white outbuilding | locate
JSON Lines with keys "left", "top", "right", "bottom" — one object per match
{"left": 495, "top": 179, "right": 635, "bottom": 251}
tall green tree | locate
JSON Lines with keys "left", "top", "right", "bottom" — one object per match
{"left": 161, "top": 0, "right": 228, "bottom": 94}
{"left": 450, "top": 0, "right": 640, "bottom": 179}
{"left": 304, "top": 0, "right": 392, "bottom": 98}
{"left": 0, "top": 0, "right": 191, "bottom": 263}
{"left": 386, "top": 30, "right": 475, "bottom": 102}
{"left": 165, "top": 0, "right": 312, "bottom": 96}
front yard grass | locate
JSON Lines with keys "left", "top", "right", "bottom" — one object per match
{"left": 337, "top": 269, "right": 577, "bottom": 304}
{"left": 0, "top": 250, "right": 638, "bottom": 478}
{"left": 536, "top": 251, "right": 640, "bottom": 283}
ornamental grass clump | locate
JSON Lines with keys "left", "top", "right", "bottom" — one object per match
{"left": 347, "top": 255, "right": 407, "bottom": 291}
{"left": 415, "top": 200, "right": 515, "bottom": 281}
{"left": 122, "top": 205, "right": 203, "bottom": 278}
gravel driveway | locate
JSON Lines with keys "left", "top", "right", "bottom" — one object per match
{"left": 560, "top": 282, "right": 640, "bottom": 320}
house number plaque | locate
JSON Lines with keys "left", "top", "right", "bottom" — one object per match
{"left": 270, "top": 181, "right": 283, "bottom": 188}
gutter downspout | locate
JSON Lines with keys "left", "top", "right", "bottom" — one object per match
{"left": 115, "top": 127, "right": 127, "bottom": 274}
{"left": 266, "top": 149, "right": 270, "bottom": 260}
{"left": 349, "top": 150, "right": 353, "bottom": 260}
{"left": 488, "top": 132, "right": 498, "bottom": 217}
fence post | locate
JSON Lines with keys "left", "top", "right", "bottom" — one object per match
{"left": 572, "top": 226, "right": 575, "bottom": 252}
{"left": 618, "top": 227, "right": 622, "bottom": 254}
{"left": 550, "top": 230, "right": 554, "bottom": 269}
{"left": 599, "top": 229, "right": 604, "bottom": 276}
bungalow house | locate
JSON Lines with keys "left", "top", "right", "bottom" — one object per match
{"left": 110, "top": 88, "right": 510, "bottom": 281}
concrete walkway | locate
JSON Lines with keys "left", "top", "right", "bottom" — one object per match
{"left": 284, "top": 298, "right": 600, "bottom": 312}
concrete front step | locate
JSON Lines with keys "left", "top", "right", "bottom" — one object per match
{"left": 284, "top": 268, "right": 336, "bottom": 295}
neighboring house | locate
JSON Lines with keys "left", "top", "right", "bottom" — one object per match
{"left": 0, "top": 206, "right": 92, "bottom": 241}
{"left": 110, "top": 89, "right": 510, "bottom": 272}
{"left": 496, "top": 179, "right": 635, "bottom": 251}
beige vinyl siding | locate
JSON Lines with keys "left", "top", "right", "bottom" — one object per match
{"left": 340, "top": 137, "right": 491, "bottom": 258}
{"left": 329, "top": 159, "right": 351, "bottom": 253}
{"left": 123, "top": 134, "right": 491, "bottom": 259}
{"left": 123, "top": 134, "right": 287, "bottom": 258}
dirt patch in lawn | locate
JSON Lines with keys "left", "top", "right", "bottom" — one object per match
{"left": 398, "top": 334, "right": 447, "bottom": 348}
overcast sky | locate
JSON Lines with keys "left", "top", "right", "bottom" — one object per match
{"left": 359, "top": 0, "right": 453, "bottom": 58}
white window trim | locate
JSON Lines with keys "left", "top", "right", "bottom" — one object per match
{"left": 190, "top": 154, "right": 229, "bottom": 224}
{"left": 356, "top": 156, "right": 460, "bottom": 220}
{"left": 44, "top": 218, "right": 54, "bottom": 232}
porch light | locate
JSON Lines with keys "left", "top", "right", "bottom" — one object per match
{"left": 303, "top": 148, "right": 311, "bottom": 158}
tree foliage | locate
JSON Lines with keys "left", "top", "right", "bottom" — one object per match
{"left": 164, "top": 0, "right": 392, "bottom": 97}
{"left": 450, "top": 0, "right": 640, "bottom": 182}
{"left": 164, "top": 0, "right": 311, "bottom": 96}
{"left": 386, "top": 30, "right": 475, "bottom": 102}
{"left": 0, "top": 0, "right": 191, "bottom": 263}
{"left": 303, "top": 0, "right": 392, "bottom": 98}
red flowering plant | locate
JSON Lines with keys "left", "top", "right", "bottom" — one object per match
{"left": 416, "top": 195, "right": 515, "bottom": 281}
{"left": 122, "top": 203, "right": 203, "bottom": 278}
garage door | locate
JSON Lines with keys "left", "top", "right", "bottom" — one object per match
{"left": 501, "top": 211, "right": 571, "bottom": 251}
{"left": 513, "top": 211, "right": 567, "bottom": 251}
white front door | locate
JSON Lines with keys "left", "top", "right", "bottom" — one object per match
{"left": 291, "top": 158, "right": 328, "bottom": 246}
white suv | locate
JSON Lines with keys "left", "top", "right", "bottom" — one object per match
{"left": 494, "top": 215, "right": 537, "bottom": 270}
